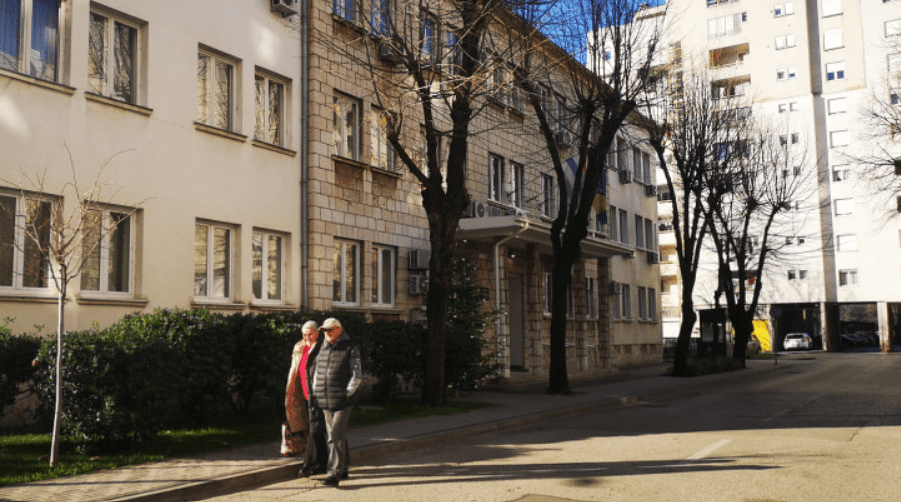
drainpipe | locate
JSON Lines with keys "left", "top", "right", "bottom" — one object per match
{"left": 299, "top": 0, "right": 310, "bottom": 309}
{"left": 494, "top": 221, "right": 529, "bottom": 380}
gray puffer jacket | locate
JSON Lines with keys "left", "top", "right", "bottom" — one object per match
{"left": 311, "top": 332, "right": 362, "bottom": 411}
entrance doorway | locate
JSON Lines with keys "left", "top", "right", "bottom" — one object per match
{"left": 508, "top": 275, "right": 524, "bottom": 369}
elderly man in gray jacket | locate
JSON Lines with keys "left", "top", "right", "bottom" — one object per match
{"left": 311, "top": 317, "right": 361, "bottom": 487}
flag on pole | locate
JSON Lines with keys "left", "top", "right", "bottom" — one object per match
{"left": 595, "top": 167, "right": 608, "bottom": 226}
{"left": 561, "top": 156, "right": 608, "bottom": 226}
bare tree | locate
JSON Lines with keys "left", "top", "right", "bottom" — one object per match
{"left": 312, "top": 0, "right": 520, "bottom": 405}
{"left": 510, "top": 0, "right": 667, "bottom": 394}
{"left": 700, "top": 117, "right": 816, "bottom": 365}
{"left": 857, "top": 48, "right": 901, "bottom": 220}
{"left": 635, "top": 62, "right": 723, "bottom": 376}
{"left": 1, "top": 149, "right": 139, "bottom": 465}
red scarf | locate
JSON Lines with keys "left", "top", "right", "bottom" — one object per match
{"left": 300, "top": 344, "right": 312, "bottom": 400}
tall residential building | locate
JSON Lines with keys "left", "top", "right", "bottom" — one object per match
{"left": 648, "top": 0, "right": 901, "bottom": 349}
{"left": 0, "top": 0, "right": 661, "bottom": 385}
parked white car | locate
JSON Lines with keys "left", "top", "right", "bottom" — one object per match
{"left": 783, "top": 332, "right": 812, "bottom": 351}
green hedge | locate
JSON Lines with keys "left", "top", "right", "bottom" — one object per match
{"left": 16, "top": 302, "right": 494, "bottom": 454}
{"left": 0, "top": 319, "right": 41, "bottom": 413}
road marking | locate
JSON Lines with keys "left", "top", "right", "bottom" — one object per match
{"left": 683, "top": 439, "right": 732, "bottom": 462}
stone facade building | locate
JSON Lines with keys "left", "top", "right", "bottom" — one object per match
{"left": 0, "top": 0, "right": 661, "bottom": 384}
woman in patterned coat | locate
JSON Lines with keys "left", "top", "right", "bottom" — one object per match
{"left": 282, "top": 320, "right": 319, "bottom": 456}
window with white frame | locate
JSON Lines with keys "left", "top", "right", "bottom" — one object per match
{"left": 773, "top": 2, "right": 794, "bottom": 17}
{"left": 642, "top": 152, "right": 652, "bottom": 183}
{"left": 333, "top": 239, "right": 359, "bottom": 305}
{"left": 88, "top": 8, "right": 142, "bottom": 104}
{"left": 194, "top": 221, "right": 233, "bottom": 300}
{"left": 707, "top": 13, "right": 743, "bottom": 37}
{"left": 619, "top": 208, "right": 629, "bottom": 245}
{"left": 608, "top": 205, "right": 618, "bottom": 240}
{"left": 638, "top": 286, "right": 647, "bottom": 320}
{"left": 825, "top": 61, "right": 845, "bottom": 81}
{"left": 252, "top": 230, "right": 283, "bottom": 302}
{"left": 81, "top": 207, "right": 134, "bottom": 294}
{"left": 824, "top": 29, "right": 843, "bottom": 50}
{"left": 197, "top": 49, "right": 236, "bottom": 131}
{"left": 586, "top": 277, "right": 596, "bottom": 318}
{"left": 0, "top": 0, "right": 63, "bottom": 81}
{"left": 333, "top": 92, "right": 360, "bottom": 160}
{"left": 0, "top": 192, "right": 52, "bottom": 290}
{"left": 775, "top": 34, "right": 795, "bottom": 49}
{"left": 839, "top": 269, "right": 858, "bottom": 286}
{"left": 632, "top": 147, "right": 643, "bottom": 182}
{"left": 254, "top": 72, "right": 286, "bottom": 146}
{"left": 370, "top": 244, "right": 394, "bottom": 306}
{"left": 830, "top": 130, "right": 849, "bottom": 147}
{"left": 836, "top": 233, "right": 857, "bottom": 252}
{"left": 541, "top": 173, "right": 556, "bottom": 217}
{"left": 370, "top": 0, "right": 391, "bottom": 35}
{"left": 635, "top": 215, "right": 645, "bottom": 248}
{"left": 370, "top": 108, "right": 395, "bottom": 171}
{"left": 489, "top": 154, "right": 504, "bottom": 203}
{"left": 333, "top": 0, "right": 356, "bottom": 22}
{"left": 832, "top": 165, "right": 850, "bottom": 181}
{"left": 827, "top": 97, "right": 847, "bottom": 114}
{"left": 834, "top": 198, "right": 854, "bottom": 215}
{"left": 611, "top": 282, "right": 621, "bottom": 319}
{"left": 616, "top": 138, "right": 627, "bottom": 174}
{"left": 822, "top": 0, "right": 842, "bottom": 17}
{"left": 509, "top": 161, "right": 524, "bottom": 207}
{"left": 777, "top": 68, "right": 797, "bottom": 80}
{"left": 886, "top": 19, "right": 901, "bottom": 37}
{"left": 621, "top": 283, "right": 632, "bottom": 320}
{"left": 420, "top": 11, "right": 438, "bottom": 62}
{"left": 443, "top": 30, "right": 460, "bottom": 73}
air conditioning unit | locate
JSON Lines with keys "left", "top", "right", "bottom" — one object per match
{"left": 555, "top": 130, "right": 572, "bottom": 146}
{"left": 409, "top": 274, "right": 423, "bottom": 295}
{"left": 408, "top": 248, "right": 431, "bottom": 270}
{"left": 271, "top": 0, "right": 298, "bottom": 15}
{"left": 468, "top": 200, "right": 487, "bottom": 218}
{"left": 379, "top": 41, "right": 406, "bottom": 65}
{"left": 645, "top": 184, "right": 658, "bottom": 197}
{"left": 646, "top": 251, "right": 659, "bottom": 264}
{"left": 619, "top": 169, "right": 633, "bottom": 184}
{"left": 486, "top": 205, "right": 504, "bottom": 217}
{"left": 609, "top": 281, "right": 622, "bottom": 294}
{"left": 504, "top": 207, "right": 527, "bottom": 217}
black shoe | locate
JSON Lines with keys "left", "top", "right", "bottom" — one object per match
{"left": 322, "top": 476, "right": 340, "bottom": 487}
{"left": 299, "top": 467, "right": 326, "bottom": 478}
{"left": 340, "top": 471, "right": 349, "bottom": 480}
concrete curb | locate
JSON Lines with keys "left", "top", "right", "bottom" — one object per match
{"left": 113, "top": 362, "right": 786, "bottom": 502}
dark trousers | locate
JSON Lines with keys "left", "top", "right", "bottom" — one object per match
{"left": 302, "top": 398, "right": 328, "bottom": 472}
{"left": 323, "top": 406, "right": 353, "bottom": 479}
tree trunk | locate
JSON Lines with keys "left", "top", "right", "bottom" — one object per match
{"left": 730, "top": 308, "right": 753, "bottom": 368}
{"left": 49, "top": 279, "right": 66, "bottom": 466}
{"left": 547, "top": 259, "right": 573, "bottom": 395}
{"left": 422, "top": 211, "right": 454, "bottom": 407}
{"left": 672, "top": 299, "right": 698, "bottom": 376}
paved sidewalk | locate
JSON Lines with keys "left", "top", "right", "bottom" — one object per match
{"left": 0, "top": 359, "right": 790, "bottom": 502}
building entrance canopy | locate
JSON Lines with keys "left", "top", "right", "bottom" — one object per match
{"left": 457, "top": 214, "right": 634, "bottom": 258}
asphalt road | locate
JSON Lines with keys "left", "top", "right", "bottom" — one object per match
{"left": 204, "top": 353, "right": 901, "bottom": 502}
